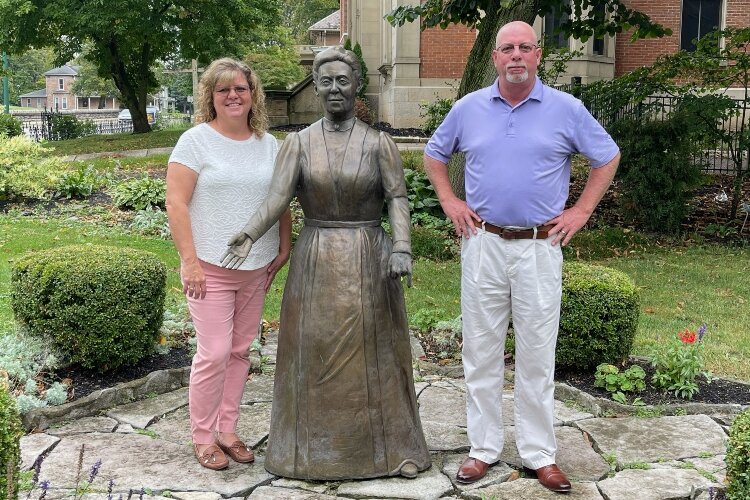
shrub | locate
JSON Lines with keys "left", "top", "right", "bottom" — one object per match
{"left": 609, "top": 114, "right": 706, "bottom": 234}
{"left": 727, "top": 408, "right": 750, "bottom": 499}
{"left": 111, "top": 175, "right": 166, "bottom": 210}
{"left": 56, "top": 164, "right": 108, "bottom": 199}
{"left": 354, "top": 97, "right": 373, "bottom": 124}
{"left": 11, "top": 245, "right": 167, "bottom": 372}
{"left": 130, "top": 206, "right": 171, "bottom": 239}
{"left": 49, "top": 113, "right": 96, "bottom": 140}
{"left": 0, "top": 114, "right": 23, "bottom": 137}
{"left": 0, "top": 382, "right": 23, "bottom": 499}
{"left": 0, "top": 135, "right": 67, "bottom": 199}
{"left": 403, "top": 168, "right": 441, "bottom": 218}
{"left": 420, "top": 97, "right": 454, "bottom": 134}
{"left": 557, "top": 262, "right": 639, "bottom": 372}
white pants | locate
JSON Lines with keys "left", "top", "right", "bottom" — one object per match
{"left": 461, "top": 228, "right": 563, "bottom": 469}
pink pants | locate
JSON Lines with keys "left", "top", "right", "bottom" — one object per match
{"left": 185, "top": 260, "right": 268, "bottom": 444}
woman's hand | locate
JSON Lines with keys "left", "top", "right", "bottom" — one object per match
{"left": 182, "top": 260, "right": 206, "bottom": 299}
{"left": 264, "top": 248, "right": 290, "bottom": 292}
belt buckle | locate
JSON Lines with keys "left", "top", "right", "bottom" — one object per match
{"left": 500, "top": 227, "right": 520, "bottom": 240}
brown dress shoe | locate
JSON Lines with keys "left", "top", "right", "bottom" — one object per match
{"left": 194, "top": 444, "right": 229, "bottom": 470}
{"left": 456, "top": 457, "right": 494, "bottom": 484}
{"left": 533, "top": 464, "right": 572, "bottom": 492}
{"left": 217, "top": 440, "right": 255, "bottom": 463}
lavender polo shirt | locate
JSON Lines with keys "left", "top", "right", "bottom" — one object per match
{"left": 424, "top": 77, "right": 619, "bottom": 228}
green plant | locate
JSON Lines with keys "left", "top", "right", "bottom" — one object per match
{"left": 410, "top": 307, "right": 448, "bottom": 332}
{"left": 403, "top": 168, "right": 441, "bottom": 218}
{"left": 49, "top": 113, "right": 97, "bottom": 141}
{"left": 419, "top": 97, "right": 453, "bottom": 134}
{"left": 594, "top": 363, "right": 646, "bottom": 404}
{"left": 557, "top": 262, "right": 639, "bottom": 371}
{"left": 344, "top": 39, "right": 369, "bottom": 97}
{"left": 55, "top": 164, "right": 107, "bottom": 199}
{"left": 0, "top": 381, "right": 24, "bottom": 499}
{"left": 130, "top": 206, "right": 171, "bottom": 239}
{"left": 0, "top": 114, "right": 23, "bottom": 137}
{"left": 0, "top": 135, "right": 67, "bottom": 199}
{"left": 111, "top": 175, "right": 166, "bottom": 210}
{"left": 727, "top": 408, "right": 750, "bottom": 499}
{"left": 651, "top": 324, "right": 711, "bottom": 399}
{"left": 11, "top": 244, "right": 167, "bottom": 372}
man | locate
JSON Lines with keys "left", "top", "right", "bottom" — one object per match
{"left": 423, "top": 21, "right": 620, "bottom": 492}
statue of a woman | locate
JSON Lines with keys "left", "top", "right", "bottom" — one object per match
{"left": 220, "top": 46, "right": 430, "bottom": 480}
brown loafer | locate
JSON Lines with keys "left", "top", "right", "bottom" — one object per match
{"left": 456, "top": 457, "right": 494, "bottom": 484}
{"left": 217, "top": 440, "right": 255, "bottom": 463}
{"left": 532, "top": 464, "right": 572, "bottom": 492}
{"left": 194, "top": 444, "right": 229, "bottom": 470}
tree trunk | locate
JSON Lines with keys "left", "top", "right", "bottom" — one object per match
{"left": 449, "top": 0, "right": 541, "bottom": 198}
{"left": 103, "top": 40, "right": 152, "bottom": 133}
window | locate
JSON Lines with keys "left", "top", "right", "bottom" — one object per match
{"left": 592, "top": 3, "right": 606, "bottom": 56}
{"left": 58, "top": 78, "right": 64, "bottom": 90}
{"left": 544, "top": 1, "right": 570, "bottom": 49}
{"left": 54, "top": 96, "right": 59, "bottom": 109}
{"left": 26, "top": 98, "right": 31, "bottom": 107}
{"left": 62, "top": 97, "right": 68, "bottom": 110}
{"left": 681, "top": 0, "right": 722, "bottom": 51}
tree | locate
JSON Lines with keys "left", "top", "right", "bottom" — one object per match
{"left": 0, "top": 0, "right": 281, "bottom": 133}
{"left": 245, "top": 27, "right": 306, "bottom": 90}
{"left": 71, "top": 51, "right": 121, "bottom": 109}
{"left": 282, "top": 0, "right": 339, "bottom": 43}
{"left": 4, "top": 48, "right": 54, "bottom": 106}
{"left": 386, "top": 0, "right": 670, "bottom": 100}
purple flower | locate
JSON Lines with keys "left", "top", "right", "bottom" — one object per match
{"left": 698, "top": 323, "right": 707, "bottom": 341}
{"left": 88, "top": 459, "right": 102, "bottom": 483}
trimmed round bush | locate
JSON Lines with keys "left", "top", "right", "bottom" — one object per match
{"left": 0, "top": 113, "right": 23, "bottom": 137}
{"left": 11, "top": 245, "right": 167, "bottom": 372}
{"left": 0, "top": 382, "right": 23, "bottom": 499}
{"left": 727, "top": 408, "right": 750, "bottom": 499}
{"left": 557, "top": 262, "right": 639, "bottom": 371}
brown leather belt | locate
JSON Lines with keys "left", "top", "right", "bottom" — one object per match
{"left": 474, "top": 220, "right": 554, "bottom": 240}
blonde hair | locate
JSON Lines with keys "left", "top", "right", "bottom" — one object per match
{"left": 194, "top": 58, "right": 268, "bottom": 136}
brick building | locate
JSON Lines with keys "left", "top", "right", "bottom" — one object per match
{"left": 341, "top": 0, "right": 750, "bottom": 127}
{"left": 18, "top": 65, "right": 119, "bottom": 110}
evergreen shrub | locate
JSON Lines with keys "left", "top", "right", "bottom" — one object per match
{"left": 0, "top": 114, "right": 23, "bottom": 137}
{"left": 727, "top": 408, "right": 750, "bottom": 499}
{"left": 11, "top": 245, "right": 167, "bottom": 372}
{"left": 0, "top": 382, "right": 23, "bottom": 499}
{"left": 557, "top": 262, "right": 639, "bottom": 371}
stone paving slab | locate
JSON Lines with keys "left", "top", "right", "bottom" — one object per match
{"left": 418, "top": 384, "right": 467, "bottom": 426}
{"left": 500, "top": 426, "right": 609, "bottom": 481}
{"left": 37, "top": 433, "right": 274, "bottom": 497}
{"left": 597, "top": 468, "right": 714, "bottom": 500}
{"left": 554, "top": 400, "right": 595, "bottom": 425}
{"left": 20, "top": 432, "right": 60, "bottom": 469}
{"left": 577, "top": 414, "right": 727, "bottom": 464}
{"left": 248, "top": 486, "right": 337, "bottom": 499}
{"left": 271, "top": 478, "right": 329, "bottom": 493}
{"left": 463, "top": 478, "right": 604, "bottom": 499}
{"left": 46, "top": 416, "right": 118, "bottom": 436}
{"left": 106, "top": 387, "right": 189, "bottom": 428}
{"left": 335, "top": 463, "right": 454, "bottom": 500}
{"left": 421, "top": 421, "right": 469, "bottom": 452}
{"left": 241, "top": 374, "right": 275, "bottom": 403}
{"left": 148, "top": 403, "right": 271, "bottom": 449}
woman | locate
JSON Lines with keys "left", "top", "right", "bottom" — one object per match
{"left": 166, "top": 58, "right": 291, "bottom": 470}
{"left": 221, "top": 46, "right": 430, "bottom": 480}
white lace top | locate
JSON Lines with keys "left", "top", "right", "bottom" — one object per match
{"left": 169, "top": 123, "right": 280, "bottom": 270}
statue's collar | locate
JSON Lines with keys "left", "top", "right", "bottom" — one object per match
{"left": 322, "top": 116, "right": 356, "bottom": 132}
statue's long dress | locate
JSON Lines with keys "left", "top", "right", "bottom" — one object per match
{"left": 245, "top": 119, "right": 430, "bottom": 480}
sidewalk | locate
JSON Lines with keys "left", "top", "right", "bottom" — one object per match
{"left": 19, "top": 330, "right": 739, "bottom": 500}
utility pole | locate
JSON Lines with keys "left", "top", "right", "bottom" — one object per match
{"left": 2, "top": 52, "right": 9, "bottom": 113}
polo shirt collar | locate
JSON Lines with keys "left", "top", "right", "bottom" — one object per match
{"left": 489, "top": 77, "right": 544, "bottom": 104}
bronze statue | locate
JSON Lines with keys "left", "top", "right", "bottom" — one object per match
{"left": 220, "top": 46, "right": 430, "bottom": 480}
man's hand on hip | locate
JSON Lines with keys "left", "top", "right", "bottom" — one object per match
{"left": 442, "top": 197, "right": 481, "bottom": 238}
{"left": 546, "top": 205, "right": 591, "bottom": 246}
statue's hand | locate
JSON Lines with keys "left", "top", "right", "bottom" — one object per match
{"left": 388, "top": 251, "right": 412, "bottom": 288}
{"left": 220, "top": 232, "right": 254, "bottom": 270}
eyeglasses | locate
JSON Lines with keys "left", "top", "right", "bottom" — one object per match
{"left": 496, "top": 43, "right": 538, "bottom": 55}
{"left": 214, "top": 85, "right": 250, "bottom": 95}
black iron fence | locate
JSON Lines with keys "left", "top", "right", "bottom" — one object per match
{"left": 556, "top": 83, "right": 749, "bottom": 174}
{"left": 20, "top": 110, "right": 134, "bottom": 142}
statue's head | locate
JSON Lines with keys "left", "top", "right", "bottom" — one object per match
{"left": 313, "top": 46, "right": 363, "bottom": 120}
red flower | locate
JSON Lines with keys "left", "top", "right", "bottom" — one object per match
{"left": 678, "top": 329, "right": 697, "bottom": 344}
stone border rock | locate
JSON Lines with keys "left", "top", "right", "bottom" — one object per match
{"left": 22, "top": 366, "right": 190, "bottom": 431}
{"left": 555, "top": 381, "right": 750, "bottom": 419}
